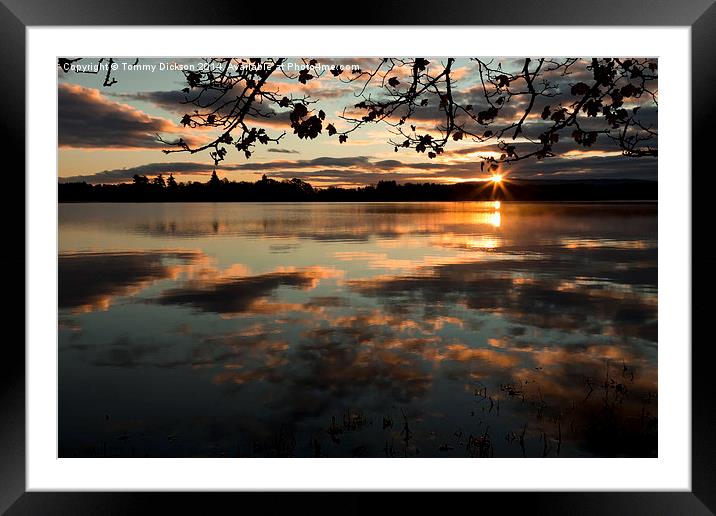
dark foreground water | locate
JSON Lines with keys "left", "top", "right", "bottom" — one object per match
{"left": 59, "top": 202, "right": 657, "bottom": 457}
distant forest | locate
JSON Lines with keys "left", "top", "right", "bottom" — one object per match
{"left": 58, "top": 172, "right": 657, "bottom": 202}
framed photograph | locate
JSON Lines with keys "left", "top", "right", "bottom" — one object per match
{"left": 2, "top": 0, "right": 714, "bottom": 513}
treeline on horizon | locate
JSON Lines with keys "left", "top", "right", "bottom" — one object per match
{"left": 58, "top": 172, "right": 657, "bottom": 202}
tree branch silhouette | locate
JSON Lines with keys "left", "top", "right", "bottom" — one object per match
{"left": 339, "top": 57, "right": 657, "bottom": 171}
{"left": 57, "top": 57, "right": 133, "bottom": 87}
{"left": 60, "top": 57, "right": 658, "bottom": 169}
{"left": 156, "top": 58, "right": 331, "bottom": 165}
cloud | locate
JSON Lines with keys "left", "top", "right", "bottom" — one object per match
{"left": 60, "top": 146, "right": 657, "bottom": 185}
{"left": 58, "top": 83, "right": 197, "bottom": 149}
{"left": 62, "top": 57, "right": 658, "bottom": 185}
{"left": 64, "top": 254, "right": 657, "bottom": 456}
{"left": 348, "top": 224, "right": 658, "bottom": 342}
{"left": 60, "top": 162, "right": 215, "bottom": 184}
{"left": 233, "top": 156, "right": 373, "bottom": 171}
{"left": 267, "top": 148, "right": 299, "bottom": 154}
{"left": 108, "top": 87, "right": 305, "bottom": 131}
{"left": 107, "top": 89, "right": 189, "bottom": 115}
{"left": 59, "top": 250, "right": 202, "bottom": 313}
{"left": 250, "top": 168, "right": 439, "bottom": 186}
{"left": 60, "top": 156, "right": 375, "bottom": 184}
{"left": 156, "top": 269, "right": 330, "bottom": 315}
{"left": 508, "top": 153, "right": 657, "bottom": 180}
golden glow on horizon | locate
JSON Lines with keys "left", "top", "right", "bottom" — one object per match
{"left": 490, "top": 174, "right": 503, "bottom": 184}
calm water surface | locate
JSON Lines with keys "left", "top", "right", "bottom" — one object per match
{"left": 59, "top": 202, "right": 657, "bottom": 457}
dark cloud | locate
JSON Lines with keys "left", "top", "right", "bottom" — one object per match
{"left": 349, "top": 228, "right": 657, "bottom": 342}
{"left": 58, "top": 84, "right": 196, "bottom": 149}
{"left": 109, "top": 88, "right": 296, "bottom": 131}
{"left": 108, "top": 89, "right": 189, "bottom": 115}
{"left": 508, "top": 154, "right": 657, "bottom": 180}
{"left": 59, "top": 250, "right": 201, "bottom": 312}
{"left": 60, "top": 151, "right": 656, "bottom": 185}
{"left": 267, "top": 148, "right": 299, "bottom": 154}
{"left": 372, "top": 159, "right": 404, "bottom": 169}
{"left": 60, "top": 162, "right": 215, "bottom": 184}
{"left": 156, "top": 270, "right": 321, "bottom": 315}
{"left": 251, "top": 154, "right": 655, "bottom": 182}
{"left": 234, "top": 156, "right": 372, "bottom": 171}
{"left": 250, "top": 168, "right": 431, "bottom": 185}
{"left": 60, "top": 156, "right": 376, "bottom": 184}
{"left": 353, "top": 264, "right": 656, "bottom": 341}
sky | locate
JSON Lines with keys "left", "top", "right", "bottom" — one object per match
{"left": 58, "top": 57, "right": 658, "bottom": 187}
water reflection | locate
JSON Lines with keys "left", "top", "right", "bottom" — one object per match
{"left": 59, "top": 202, "right": 657, "bottom": 457}
{"left": 59, "top": 250, "right": 203, "bottom": 313}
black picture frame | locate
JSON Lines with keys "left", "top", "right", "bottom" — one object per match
{"left": 2, "top": 1, "right": 714, "bottom": 513}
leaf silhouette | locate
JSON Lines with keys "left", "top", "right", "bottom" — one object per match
{"left": 292, "top": 115, "right": 322, "bottom": 139}
{"left": 298, "top": 69, "right": 313, "bottom": 84}
{"left": 148, "top": 57, "right": 658, "bottom": 165}
{"left": 414, "top": 58, "right": 430, "bottom": 71}
{"left": 570, "top": 82, "right": 590, "bottom": 96}
{"left": 550, "top": 108, "right": 567, "bottom": 122}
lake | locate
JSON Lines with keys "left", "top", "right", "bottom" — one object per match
{"left": 58, "top": 202, "right": 657, "bottom": 457}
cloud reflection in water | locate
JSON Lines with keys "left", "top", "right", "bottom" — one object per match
{"left": 59, "top": 202, "right": 657, "bottom": 457}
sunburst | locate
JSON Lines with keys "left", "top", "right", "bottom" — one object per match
{"left": 482, "top": 171, "right": 509, "bottom": 199}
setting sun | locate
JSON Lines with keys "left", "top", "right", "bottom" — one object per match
{"left": 490, "top": 174, "right": 503, "bottom": 183}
